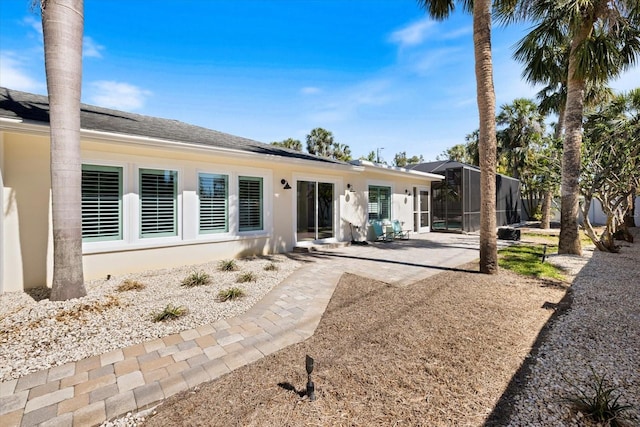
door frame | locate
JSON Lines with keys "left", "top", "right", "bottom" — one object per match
{"left": 413, "top": 184, "right": 431, "bottom": 233}
{"left": 292, "top": 174, "right": 342, "bottom": 244}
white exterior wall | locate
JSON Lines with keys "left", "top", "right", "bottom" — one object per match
{"left": 586, "top": 196, "right": 640, "bottom": 226}
{"left": 0, "top": 128, "right": 441, "bottom": 293}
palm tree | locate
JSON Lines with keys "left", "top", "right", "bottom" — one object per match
{"left": 512, "top": 24, "right": 614, "bottom": 229}
{"left": 271, "top": 138, "right": 303, "bottom": 151}
{"left": 419, "top": 0, "right": 498, "bottom": 273}
{"left": 499, "top": 0, "right": 640, "bottom": 255}
{"left": 306, "top": 127, "right": 335, "bottom": 158}
{"left": 41, "top": 0, "right": 87, "bottom": 300}
{"left": 496, "top": 98, "right": 545, "bottom": 180}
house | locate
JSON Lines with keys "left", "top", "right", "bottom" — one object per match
{"left": 0, "top": 87, "right": 443, "bottom": 294}
{"left": 409, "top": 160, "right": 521, "bottom": 233}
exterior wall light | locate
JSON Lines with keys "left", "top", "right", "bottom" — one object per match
{"left": 281, "top": 179, "right": 291, "bottom": 189}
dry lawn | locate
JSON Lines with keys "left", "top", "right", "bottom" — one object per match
{"left": 143, "top": 263, "right": 569, "bottom": 427}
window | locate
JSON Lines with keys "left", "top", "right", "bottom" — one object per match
{"left": 199, "top": 173, "right": 228, "bottom": 234}
{"left": 238, "top": 176, "right": 263, "bottom": 231}
{"left": 140, "top": 168, "right": 177, "bottom": 238}
{"left": 368, "top": 185, "right": 391, "bottom": 221}
{"left": 82, "top": 164, "right": 122, "bottom": 242}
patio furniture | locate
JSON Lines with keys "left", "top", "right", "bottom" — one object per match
{"left": 371, "top": 220, "right": 393, "bottom": 242}
{"left": 391, "top": 219, "right": 410, "bottom": 240}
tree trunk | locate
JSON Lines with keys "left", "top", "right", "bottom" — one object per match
{"left": 540, "top": 190, "right": 553, "bottom": 229}
{"left": 473, "top": 0, "right": 498, "bottom": 274}
{"left": 558, "top": 25, "right": 591, "bottom": 256}
{"left": 623, "top": 189, "right": 637, "bottom": 228}
{"left": 540, "top": 106, "right": 565, "bottom": 229}
{"left": 43, "top": 0, "right": 87, "bottom": 300}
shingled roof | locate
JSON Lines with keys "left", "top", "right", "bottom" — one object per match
{"left": 0, "top": 87, "right": 347, "bottom": 165}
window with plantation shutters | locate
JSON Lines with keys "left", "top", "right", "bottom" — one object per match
{"left": 368, "top": 185, "right": 391, "bottom": 221}
{"left": 238, "top": 176, "right": 263, "bottom": 231}
{"left": 82, "top": 165, "right": 122, "bottom": 241}
{"left": 139, "top": 169, "right": 177, "bottom": 238}
{"left": 199, "top": 173, "right": 228, "bottom": 234}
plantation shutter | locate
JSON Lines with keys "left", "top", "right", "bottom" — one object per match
{"left": 140, "top": 169, "right": 177, "bottom": 238}
{"left": 368, "top": 188, "right": 379, "bottom": 220}
{"left": 199, "top": 173, "right": 228, "bottom": 233}
{"left": 380, "top": 187, "right": 391, "bottom": 220}
{"left": 368, "top": 186, "right": 391, "bottom": 221}
{"left": 238, "top": 176, "right": 263, "bottom": 231}
{"left": 82, "top": 165, "right": 122, "bottom": 241}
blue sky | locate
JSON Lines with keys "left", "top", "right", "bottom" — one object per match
{"left": 1, "top": 0, "right": 638, "bottom": 162}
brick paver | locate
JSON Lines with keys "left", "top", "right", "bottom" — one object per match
{"left": 0, "top": 233, "right": 482, "bottom": 426}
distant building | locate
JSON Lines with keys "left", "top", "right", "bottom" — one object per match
{"left": 409, "top": 160, "right": 521, "bottom": 233}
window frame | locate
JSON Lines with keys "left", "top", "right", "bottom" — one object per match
{"left": 81, "top": 164, "right": 123, "bottom": 242}
{"left": 238, "top": 175, "right": 264, "bottom": 232}
{"left": 198, "top": 172, "right": 229, "bottom": 234}
{"left": 368, "top": 185, "right": 392, "bottom": 222}
{"left": 139, "top": 168, "right": 179, "bottom": 239}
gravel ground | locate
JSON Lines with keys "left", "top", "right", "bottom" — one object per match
{"left": 0, "top": 254, "right": 301, "bottom": 382}
{"left": 505, "top": 229, "right": 640, "bottom": 426}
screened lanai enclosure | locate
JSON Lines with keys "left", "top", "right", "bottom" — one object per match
{"left": 411, "top": 161, "right": 521, "bottom": 233}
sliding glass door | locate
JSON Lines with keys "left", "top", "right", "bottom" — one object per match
{"left": 296, "top": 180, "right": 334, "bottom": 241}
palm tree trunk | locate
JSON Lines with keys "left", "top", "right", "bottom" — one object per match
{"left": 540, "top": 190, "right": 553, "bottom": 229}
{"left": 540, "top": 106, "right": 565, "bottom": 229}
{"left": 42, "top": 0, "right": 87, "bottom": 300}
{"left": 558, "top": 25, "right": 591, "bottom": 256}
{"left": 474, "top": 0, "right": 498, "bottom": 274}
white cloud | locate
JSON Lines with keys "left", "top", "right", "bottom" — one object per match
{"left": 441, "top": 26, "right": 472, "bottom": 40}
{"left": 388, "top": 18, "right": 436, "bottom": 48}
{"left": 83, "top": 36, "right": 104, "bottom": 59}
{"left": 301, "top": 86, "right": 321, "bottom": 95}
{"left": 0, "top": 52, "right": 45, "bottom": 92}
{"left": 307, "top": 79, "right": 393, "bottom": 124}
{"left": 88, "top": 81, "right": 152, "bottom": 111}
{"left": 412, "top": 47, "right": 464, "bottom": 75}
{"left": 23, "top": 16, "right": 42, "bottom": 36}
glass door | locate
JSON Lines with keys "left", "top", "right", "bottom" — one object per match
{"left": 413, "top": 186, "right": 430, "bottom": 232}
{"left": 297, "top": 180, "right": 334, "bottom": 241}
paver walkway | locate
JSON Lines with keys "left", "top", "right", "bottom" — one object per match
{"left": 0, "top": 233, "right": 485, "bottom": 427}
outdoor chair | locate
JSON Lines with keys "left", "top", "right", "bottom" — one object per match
{"left": 371, "top": 220, "right": 393, "bottom": 242}
{"left": 391, "top": 219, "right": 410, "bottom": 240}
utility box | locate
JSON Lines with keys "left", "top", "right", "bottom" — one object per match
{"left": 498, "top": 227, "right": 521, "bottom": 241}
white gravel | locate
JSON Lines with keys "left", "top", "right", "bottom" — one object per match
{"left": 0, "top": 254, "right": 301, "bottom": 382}
{"left": 506, "top": 229, "right": 640, "bottom": 426}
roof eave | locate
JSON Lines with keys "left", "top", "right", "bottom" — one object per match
{"left": 0, "top": 118, "right": 365, "bottom": 172}
{"left": 349, "top": 159, "right": 444, "bottom": 180}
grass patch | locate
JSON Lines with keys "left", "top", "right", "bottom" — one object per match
{"left": 218, "top": 259, "right": 239, "bottom": 272}
{"left": 116, "top": 279, "right": 146, "bottom": 292}
{"left": 181, "top": 270, "right": 211, "bottom": 288}
{"left": 264, "top": 263, "right": 278, "bottom": 271}
{"left": 498, "top": 244, "right": 565, "bottom": 280}
{"left": 521, "top": 231, "right": 596, "bottom": 248}
{"left": 236, "top": 272, "right": 257, "bottom": 283}
{"left": 152, "top": 304, "right": 188, "bottom": 322}
{"left": 217, "top": 287, "right": 246, "bottom": 302}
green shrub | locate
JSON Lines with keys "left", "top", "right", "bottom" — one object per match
{"left": 264, "top": 263, "right": 278, "bottom": 271}
{"left": 236, "top": 272, "right": 257, "bottom": 283}
{"left": 152, "top": 304, "right": 188, "bottom": 322}
{"left": 218, "top": 259, "right": 238, "bottom": 272}
{"left": 116, "top": 279, "right": 146, "bottom": 292}
{"left": 566, "top": 370, "right": 633, "bottom": 426}
{"left": 181, "top": 270, "right": 211, "bottom": 287}
{"left": 217, "top": 287, "right": 246, "bottom": 302}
